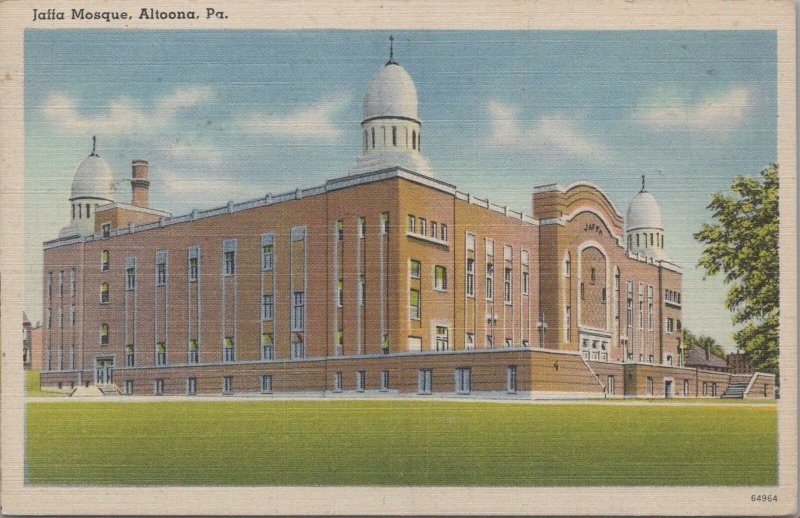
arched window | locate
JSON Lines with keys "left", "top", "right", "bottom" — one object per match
{"left": 412, "top": 130, "right": 417, "bottom": 150}
{"left": 364, "top": 130, "right": 368, "bottom": 152}
{"left": 392, "top": 126, "right": 397, "bottom": 146}
{"left": 86, "top": 204, "right": 91, "bottom": 218}
{"left": 382, "top": 126, "right": 386, "bottom": 145}
{"left": 100, "top": 282, "right": 109, "bottom": 303}
{"left": 661, "top": 234, "right": 665, "bottom": 248}
{"left": 650, "top": 233, "right": 654, "bottom": 246}
{"left": 72, "top": 204, "right": 76, "bottom": 220}
{"left": 636, "top": 234, "right": 640, "bottom": 247}
{"left": 371, "top": 127, "right": 375, "bottom": 148}
{"left": 418, "top": 130, "right": 421, "bottom": 151}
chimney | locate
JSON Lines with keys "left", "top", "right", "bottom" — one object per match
{"left": 705, "top": 344, "right": 710, "bottom": 360}
{"left": 131, "top": 160, "right": 149, "bottom": 208}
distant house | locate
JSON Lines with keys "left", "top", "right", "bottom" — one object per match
{"left": 684, "top": 344, "right": 729, "bottom": 372}
{"left": 726, "top": 352, "right": 755, "bottom": 374}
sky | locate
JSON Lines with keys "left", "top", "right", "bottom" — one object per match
{"left": 23, "top": 30, "right": 777, "bottom": 350}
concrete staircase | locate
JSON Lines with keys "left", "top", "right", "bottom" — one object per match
{"left": 97, "top": 384, "right": 120, "bottom": 396}
{"left": 721, "top": 382, "right": 748, "bottom": 399}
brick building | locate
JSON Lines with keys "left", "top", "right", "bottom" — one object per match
{"left": 39, "top": 46, "right": 775, "bottom": 399}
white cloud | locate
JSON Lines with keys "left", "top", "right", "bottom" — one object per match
{"left": 157, "top": 169, "right": 262, "bottom": 201}
{"left": 237, "top": 94, "right": 349, "bottom": 141}
{"left": 166, "top": 141, "right": 222, "bottom": 166}
{"left": 633, "top": 86, "right": 751, "bottom": 135}
{"left": 487, "top": 100, "right": 609, "bottom": 160}
{"left": 41, "top": 86, "right": 215, "bottom": 136}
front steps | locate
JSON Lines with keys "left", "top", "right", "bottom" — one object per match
{"left": 720, "top": 382, "right": 748, "bottom": 398}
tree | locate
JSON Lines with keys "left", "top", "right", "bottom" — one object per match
{"left": 694, "top": 164, "right": 779, "bottom": 374}
{"left": 681, "top": 328, "right": 726, "bottom": 365}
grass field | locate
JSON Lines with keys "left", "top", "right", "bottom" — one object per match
{"left": 25, "top": 370, "right": 68, "bottom": 397}
{"left": 26, "top": 400, "right": 777, "bottom": 486}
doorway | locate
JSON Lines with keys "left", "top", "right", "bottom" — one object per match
{"left": 664, "top": 379, "right": 673, "bottom": 398}
{"left": 95, "top": 358, "right": 114, "bottom": 385}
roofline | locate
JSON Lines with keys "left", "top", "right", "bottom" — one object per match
{"left": 533, "top": 180, "right": 625, "bottom": 220}
{"left": 95, "top": 202, "right": 171, "bottom": 217}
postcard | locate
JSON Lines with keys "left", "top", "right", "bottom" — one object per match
{"left": 0, "top": 0, "right": 796, "bottom": 515}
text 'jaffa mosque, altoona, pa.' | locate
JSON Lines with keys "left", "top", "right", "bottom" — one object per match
{"left": 40, "top": 39, "right": 775, "bottom": 399}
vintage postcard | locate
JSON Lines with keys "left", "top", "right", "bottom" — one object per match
{"left": 0, "top": 0, "right": 796, "bottom": 515}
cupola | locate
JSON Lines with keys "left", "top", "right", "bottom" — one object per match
{"left": 625, "top": 175, "right": 667, "bottom": 260}
{"left": 59, "top": 137, "right": 115, "bottom": 238}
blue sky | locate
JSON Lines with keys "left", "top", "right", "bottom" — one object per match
{"left": 24, "top": 30, "right": 777, "bottom": 350}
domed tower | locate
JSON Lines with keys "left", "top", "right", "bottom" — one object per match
{"left": 625, "top": 175, "right": 668, "bottom": 261}
{"left": 349, "top": 36, "right": 433, "bottom": 177}
{"left": 59, "top": 137, "right": 115, "bottom": 238}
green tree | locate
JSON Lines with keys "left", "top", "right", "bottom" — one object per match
{"left": 681, "top": 328, "right": 726, "bottom": 365}
{"left": 694, "top": 164, "right": 779, "bottom": 374}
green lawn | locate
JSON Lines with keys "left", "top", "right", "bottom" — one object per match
{"left": 26, "top": 400, "right": 777, "bottom": 486}
{"left": 25, "top": 370, "right": 68, "bottom": 397}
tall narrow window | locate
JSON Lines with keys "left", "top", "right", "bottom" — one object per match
{"left": 431, "top": 221, "right": 437, "bottom": 239}
{"left": 261, "top": 333, "right": 274, "bottom": 360}
{"left": 626, "top": 281, "right": 633, "bottom": 328}
{"left": 564, "top": 254, "right": 571, "bottom": 277}
{"left": 261, "top": 234, "right": 274, "bottom": 270}
{"left": 409, "top": 289, "right": 421, "bottom": 320}
{"left": 507, "top": 366, "right": 518, "bottom": 393}
{"left": 392, "top": 126, "right": 397, "bottom": 146}
{"left": 336, "top": 220, "right": 344, "bottom": 241}
{"left": 358, "top": 275, "right": 366, "bottom": 306}
{"left": 47, "top": 272, "right": 52, "bottom": 298}
{"left": 435, "top": 326, "right": 449, "bottom": 351}
{"left": 407, "top": 215, "right": 415, "bottom": 233}
{"left": 358, "top": 217, "right": 366, "bottom": 238}
{"left": 189, "top": 257, "right": 198, "bottom": 282}
{"left": 156, "top": 342, "right": 166, "bottom": 365}
{"left": 58, "top": 271, "right": 64, "bottom": 297}
{"left": 638, "top": 283, "right": 644, "bottom": 329}
{"left": 100, "top": 282, "right": 109, "bottom": 303}
{"left": 419, "top": 218, "right": 426, "bottom": 236}
{"left": 418, "top": 369, "right": 432, "bottom": 394}
{"left": 380, "top": 212, "right": 389, "bottom": 234}
{"left": 224, "top": 251, "right": 235, "bottom": 276}
{"left": 100, "top": 323, "right": 109, "bottom": 345}
{"left": 223, "top": 239, "right": 236, "bottom": 276}
{"left": 412, "top": 130, "right": 417, "bottom": 150}
{"left": 371, "top": 127, "right": 375, "bottom": 148}
{"left": 223, "top": 337, "right": 235, "bottom": 362}
{"left": 70, "top": 304, "right": 75, "bottom": 326}
{"left": 125, "top": 345, "right": 134, "bottom": 367}
{"left": 504, "top": 268, "right": 512, "bottom": 304}
{"left": 101, "top": 250, "right": 109, "bottom": 271}
{"left": 381, "top": 370, "right": 390, "bottom": 390}
{"left": 486, "top": 262, "right": 494, "bottom": 301}
{"left": 156, "top": 255, "right": 167, "bottom": 286}
{"left": 455, "top": 368, "right": 471, "bottom": 394}
{"left": 188, "top": 339, "right": 199, "bottom": 363}
{"left": 564, "top": 305, "right": 571, "bottom": 342}
{"left": 647, "top": 285, "right": 654, "bottom": 331}
{"left": 409, "top": 259, "right": 421, "bottom": 279}
{"left": 337, "top": 279, "right": 344, "bottom": 307}
{"left": 292, "top": 292, "right": 305, "bottom": 331}
{"left": 434, "top": 265, "right": 447, "bottom": 291}
{"left": 126, "top": 258, "right": 136, "bottom": 290}
{"left": 291, "top": 334, "right": 305, "bottom": 359}
{"left": 70, "top": 268, "right": 76, "bottom": 296}
{"left": 262, "top": 294, "right": 274, "bottom": 320}
{"left": 466, "top": 258, "right": 475, "bottom": 297}
{"left": 440, "top": 224, "right": 447, "bottom": 241}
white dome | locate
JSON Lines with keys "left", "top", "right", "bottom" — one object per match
{"left": 626, "top": 191, "right": 663, "bottom": 231}
{"left": 70, "top": 154, "right": 114, "bottom": 201}
{"left": 363, "top": 63, "right": 419, "bottom": 121}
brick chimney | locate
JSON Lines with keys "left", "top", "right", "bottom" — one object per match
{"left": 131, "top": 160, "right": 149, "bottom": 208}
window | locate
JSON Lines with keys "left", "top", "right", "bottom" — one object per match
{"left": 261, "top": 375, "right": 273, "bottom": 393}
{"left": 260, "top": 334, "right": 274, "bottom": 360}
{"left": 262, "top": 294, "right": 274, "bottom": 320}
{"left": 224, "top": 337, "right": 235, "bottom": 362}
{"left": 504, "top": 337, "right": 513, "bottom": 348}
{"left": 580, "top": 282, "right": 585, "bottom": 300}
{"left": 711, "top": 383, "right": 717, "bottom": 397}
{"left": 683, "top": 379, "right": 689, "bottom": 397}
{"left": 486, "top": 262, "right": 494, "bottom": 300}
{"left": 58, "top": 271, "right": 64, "bottom": 297}
{"left": 522, "top": 271, "right": 529, "bottom": 296}
{"left": 101, "top": 250, "right": 109, "bottom": 271}
{"left": 156, "top": 255, "right": 167, "bottom": 286}
{"left": 564, "top": 305, "right": 571, "bottom": 342}
{"left": 189, "top": 257, "right": 198, "bottom": 282}
{"left": 100, "top": 282, "right": 109, "bottom": 303}
{"left": 47, "top": 272, "right": 52, "bottom": 298}
{"left": 291, "top": 335, "right": 305, "bottom": 359}
{"left": 358, "top": 275, "right": 366, "bottom": 306}
{"left": 419, "top": 218, "right": 426, "bottom": 236}
{"left": 102, "top": 222, "right": 111, "bottom": 238}
{"left": 466, "top": 233, "right": 476, "bottom": 251}
{"left": 154, "top": 379, "right": 164, "bottom": 395}
{"left": 409, "top": 259, "right": 421, "bottom": 279}
{"left": 371, "top": 127, "right": 375, "bottom": 148}
{"left": 409, "top": 289, "right": 421, "bottom": 320}
{"left": 431, "top": 221, "right": 437, "bottom": 239}
{"left": 58, "top": 307, "right": 63, "bottom": 328}
{"left": 435, "top": 326, "right": 449, "bottom": 351}
{"left": 69, "top": 345, "right": 75, "bottom": 369}
{"left": 380, "top": 212, "right": 389, "bottom": 234}
{"left": 124, "top": 380, "right": 133, "bottom": 395}
{"left": 507, "top": 366, "right": 518, "bottom": 393}
{"left": 380, "top": 370, "right": 390, "bottom": 391}
{"left": 382, "top": 334, "right": 390, "bottom": 354}
{"left": 434, "top": 265, "right": 447, "bottom": 291}
{"left": 607, "top": 375, "right": 615, "bottom": 395}
{"left": 601, "top": 287, "right": 607, "bottom": 303}
{"left": 125, "top": 345, "right": 134, "bottom": 367}
{"left": 261, "top": 235, "right": 274, "bottom": 270}
{"left": 676, "top": 320, "right": 682, "bottom": 332}
{"left": 46, "top": 309, "right": 51, "bottom": 329}
{"left": 418, "top": 369, "right": 432, "bottom": 394}
{"left": 440, "top": 224, "right": 448, "bottom": 242}
{"left": 666, "top": 318, "right": 674, "bottom": 333}
{"left": 100, "top": 323, "right": 109, "bottom": 345}
{"left": 337, "top": 279, "right": 344, "bottom": 307}
{"left": 292, "top": 292, "right": 305, "bottom": 331}
{"left": 466, "top": 258, "right": 475, "bottom": 297}
{"left": 407, "top": 215, "right": 416, "bottom": 233}
{"left": 126, "top": 266, "right": 136, "bottom": 291}
{"left": 486, "top": 334, "right": 493, "bottom": 348}
{"left": 504, "top": 268, "right": 512, "bottom": 304}
{"left": 156, "top": 342, "right": 166, "bottom": 365}
{"left": 564, "top": 256, "right": 571, "bottom": 277}
{"left": 646, "top": 377, "right": 654, "bottom": 396}
{"left": 626, "top": 281, "right": 633, "bottom": 327}
{"left": 224, "top": 251, "right": 235, "bottom": 276}
{"left": 336, "top": 220, "right": 344, "bottom": 241}
{"left": 647, "top": 286, "right": 654, "bottom": 330}
{"left": 358, "top": 217, "right": 366, "bottom": 238}
{"left": 356, "top": 370, "right": 366, "bottom": 391}
{"left": 223, "top": 376, "right": 233, "bottom": 394}
{"left": 590, "top": 267, "right": 596, "bottom": 284}
{"left": 666, "top": 354, "right": 673, "bottom": 365}
{"left": 188, "top": 339, "right": 199, "bottom": 363}
{"left": 455, "top": 368, "right": 471, "bottom": 394}
{"left": 638, "top": 283, "right": 644, "bottom": 329}
{"left": 70, "top": 268, "right": 76, "bottom": 296}
{"left": 334, "top": 372, "right": 343, "bottom": 391}
{"left": 702, "top": 382, "right": 708, "bottom": 396}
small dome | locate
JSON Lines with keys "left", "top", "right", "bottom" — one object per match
{"left": 626, "top": 191, "right": 663, "bottom": 231}
{"left": 363, "top": 63, "right": 419, "bottom": 121}
{"left": 71, "top": 154, "right": 114, "bottom": 201}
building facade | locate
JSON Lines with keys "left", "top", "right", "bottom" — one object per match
{"left": 40, "top": 47, "right": 775, "bottom": 399}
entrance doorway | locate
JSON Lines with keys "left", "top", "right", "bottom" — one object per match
{"left": 664, "top": 379, "right": 673, "bottom": 398}
{"left": 95, "top": 358, "right": 114, "bottom": 385}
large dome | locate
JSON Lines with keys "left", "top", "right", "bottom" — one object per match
{"left": 363, "top": 63, "right": 419, "bottom": 121}
{"left": 70, "top": 154, "right": 114, "bottom": 200}
{"left": 626, "top": 191, "right": 663, "bottom": 231}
